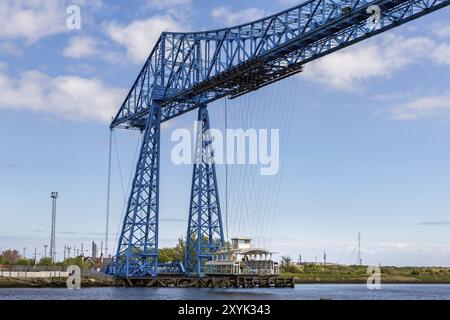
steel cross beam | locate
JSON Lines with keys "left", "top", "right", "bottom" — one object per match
{"left": 111, "top": 0, "right": 449, "bottom": 130}
{"left": 185, "top": 106, "right": 225, "bottom": 276}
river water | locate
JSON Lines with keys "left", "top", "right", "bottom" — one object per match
{"left": 1, "top": 284, "right": 450, "bottom": 300}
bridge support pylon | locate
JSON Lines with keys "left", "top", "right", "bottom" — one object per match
{"left": 185, "top": 105, "right": 225, "bottom": 277}
{"left": 114, "top": 102, "right": 161, "bottom": 278}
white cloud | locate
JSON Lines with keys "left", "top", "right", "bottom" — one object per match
{"left": 63, "top": 36, "right": 99, "bottom": 58}
{"left": 212, "top": 6, "right": 265, "bottom": 26}
{"left": 277, "top": 0, "right": 300, "bottom": 6}
{"left": 0, "top": 67, "right": 125, "bottom": 123}
{"left": 433, "top": 23, "right": 450, "bottom": 39}
{"left": 105, "top": 15, "right": 184, "bottom": 63}
{"left": 0, "top": 0, "right": 66, "bottom": 43}
{"left": 146, "top": 0, "right": 193, "bottom": 21}
{"left": 268, "top": 236, "right": 450, "bottom": 266}
{"left": 362, "top": 241, "right": 450, "bottom": 255}
{"left": 303, "top": 34, "right": 435, "bottom": 91}
{"left": 0, "top": 42, "right": 23, "bottom": 56}
{"left": 0, "top": 0, "right": 106, "bottom": 43}
{"left": 66, "top": 63, "right": 96, "bottom": 75}
{"left": 388, "top": 92, "right": 450, "bottom": 121}
{"left": 147, "top": 0, "right": 191, "bottom": 10}
{"left": 432, "top": 43, "right": 450, "bottom": 66}
{"left": 73, "top": 0, "right": 104, "bottom": 10}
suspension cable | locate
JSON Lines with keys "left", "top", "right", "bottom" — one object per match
{"left": 225, "top": 97, "right": 229, "bottom": 245}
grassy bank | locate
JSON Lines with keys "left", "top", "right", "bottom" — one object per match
{"left": 0, "top": 276, "right": 119, "bottom": 288}
{"left": 2, "top": 266, "right": 450, "bottom": 288}
{"left": 282, "top": 265, "right": 450, "bottom": 284}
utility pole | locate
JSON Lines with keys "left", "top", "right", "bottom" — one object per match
{"left": 63, "top": 245, "right": 67, "bottom": 261}
{"left": 23, "top": 247, "right": 26, "bottom": 259}
{"left": 91, "top": 241, "right": 98, "bottom": 258}
{"left": 323, "top": 251, "right": 327, "bottom": 266}
{"left": 358, "top": 232, "right": 362, "bottom": 266}
{"left": 34, "top": 248, "right": 37, "bottom": 266}
{"left": 50, "top": 192, "right": 58, "bottom": 262}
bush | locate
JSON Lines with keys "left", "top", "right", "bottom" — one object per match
{"left": 411, "top": 269, "right": 421, "bottom": 276}
{"left": 281, "top": 265, "right": 299, "bottom": 274}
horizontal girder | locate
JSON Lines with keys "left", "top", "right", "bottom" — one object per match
{"left": 111, "top": 0, "right": 450, "bottom": 130}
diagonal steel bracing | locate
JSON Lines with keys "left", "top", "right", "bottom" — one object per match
{"left": 114, "top": 103, "right": 161, "bottom": 278}
{"left": 185, "top": 106, "right": 225, "bottom": 276}
{"left": 111, "top": 0, "right": 450, "bottom": 130}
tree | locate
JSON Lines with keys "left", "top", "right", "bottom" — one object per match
{"left": 62, "top": 257, "right": 90, "bottom": 269}
{"left": 38, "top": 257, "right": 52, "bottom": 266}
{"left": 174, "top": 238, "right": 186, "bottom": 262}
{"left": 158, "top": 238, "right": 186, "bottom": 263}
{"left": 280, "top": 255, "right": 298, "bottom": 273}
{"left": 158, "top": 247, "right": 179, "bottom": 263}
{"left": 281, "top": 255, "right": 292, "bottom": 267}
{"left": 1, "top": 249, "right": 21, "bottom": 265}
{"left": 16, "top": 259, "right": 34, "bottom": 266}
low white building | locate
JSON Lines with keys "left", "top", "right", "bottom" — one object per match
{"left": 205, "top": 238, "right": 280, "bottom": 276}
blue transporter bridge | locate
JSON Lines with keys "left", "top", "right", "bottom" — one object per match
{"left": 106, "top": 0, "right": 450, "bottom": 279}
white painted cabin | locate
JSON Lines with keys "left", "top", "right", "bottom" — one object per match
{"left": 205, "top": 238, "right": 280, "bottom": 276}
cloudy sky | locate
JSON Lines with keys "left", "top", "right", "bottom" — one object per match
{"left": 0, "top": 0, "right": 450, "bottom": 266}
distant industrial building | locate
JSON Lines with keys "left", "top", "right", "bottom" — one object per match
{"left": 91, "top": 241, "right": 98, "bottom": 259}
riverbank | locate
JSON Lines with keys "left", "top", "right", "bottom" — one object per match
{"left": 284, "top": 265, "right": 450, "bottom": 284}
{"left": 1, "top": 266, "right": 450, "bottom": 288}
{"left": 0, "top": 276, "right": 120, "bottom": 288}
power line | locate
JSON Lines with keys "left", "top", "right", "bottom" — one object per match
{"left": 105, "top": 128, "right": 113, "bottom": 258}
{"left": 224, "top": 98, "right": 229, "bottom": 245}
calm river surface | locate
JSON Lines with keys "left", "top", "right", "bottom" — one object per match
{"left": 1, "top": 284, "right": 450, "bottom": 300}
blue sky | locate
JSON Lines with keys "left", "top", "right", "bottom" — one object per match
{"left": 0, "top": 0, "right": 450, "bottom": 266}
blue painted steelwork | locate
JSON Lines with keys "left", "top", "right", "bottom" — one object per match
{"left": 106, "top": 262, "right": 185, "bottom": 275}
{"left": 114, "top": 101, "right": 162, "bottom": 278}
{"left": 158, "top": 262, "right": 186, "bottom": 274}
{"left": 110, "top": 0, "right": 449, "bottom": 278}
{"left": 185, "top": 106, "right": 225, "bottom": 276}
{"left": 111, "top": 0, "right": 449, "bottom": 130}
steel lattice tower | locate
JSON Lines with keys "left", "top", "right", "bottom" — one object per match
{"left": 185, "top": 106, "right": 225, "bottom": 276}
{"left": 115, "top": 102, "right": 162, "bottom": 277}
{"left": 50, "top": 192, "right": 58, "bottom": 262}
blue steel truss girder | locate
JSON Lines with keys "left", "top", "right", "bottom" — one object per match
{"left": 111, "top": 0, "right": 449, "bottom": 130}
{"left": 114, "top": 102, "right": 161, "bottom": 278}
{"left": 158, "top": 262, "right": 185, "bottom": 274}
{"left": 185, "top": 106, "right": 225, "bottom": 276}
